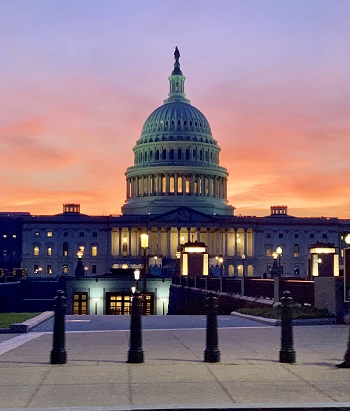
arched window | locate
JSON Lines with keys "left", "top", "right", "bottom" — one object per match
{"left": 193, "top": 149, "right": 197, "bottom": 159}
{"left": 162, "top": 149, "right": 166, "bottom": 160}
{"left": 140, "top": 152, "right": 143, "bottom": 162}
{"left": 200, "top": 150, "right": 203, "bottom": 160}
{"left": 144, "top": 152, "right": 147, "bottom": 161}
{"left": 149, "top": 150, "right": 153, "bottom": 160}
{"left": 178, "top": 149, "right": 182, "bottom": 160}
{"left": 170, "top": 149, "right": 174, "bottom": 159}
{"left": 186, "top": 149, "right": 190, "bottom": 160}
{"left": 34, "top": 246, "right": 39, "bottom": 256}
{"left": 155, "top": 150, "right": 159, "bottom": 160}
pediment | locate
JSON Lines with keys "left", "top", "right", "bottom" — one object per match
{"left": 149, "top": 207, "right": 215, "bottom": 224}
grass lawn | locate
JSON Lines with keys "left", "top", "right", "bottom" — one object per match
{"left": 0, "top": 313, "right": 41, "bottom": 329}
{"left": 235, "top": 306, "right": 334, "bottom": 320}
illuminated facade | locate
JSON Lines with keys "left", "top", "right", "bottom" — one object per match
{"left": 18, "top": 49, "right": 350, "bottom": 279}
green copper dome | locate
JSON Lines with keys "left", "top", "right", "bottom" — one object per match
{"left": 122, "top": 47, "right": 233, "bottom": 217}
{"left": 139, "top": 101, "right": 214, "bottom": 143}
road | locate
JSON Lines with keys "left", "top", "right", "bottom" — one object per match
{"left": 32, "top": 314, "right": 269, "bottom": 332}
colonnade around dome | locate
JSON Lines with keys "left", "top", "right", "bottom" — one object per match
{"left": 133, "top": 144, "right": 219, "bottom": 166}
{"left": 126, "top": 173, "right": 227, "bottom": 200}
{"left": 111, "top": 225, "right": 254, "bottom": 277}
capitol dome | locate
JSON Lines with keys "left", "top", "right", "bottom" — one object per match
{"left": 122, "top": 47, "right": 234, "bottom": 216}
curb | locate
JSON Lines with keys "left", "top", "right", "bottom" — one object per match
{"left": 230, "top": 311, "right": 336, "bottom": 326}
{"left": 5, "top": 311, "right": 54, "bottom": 333}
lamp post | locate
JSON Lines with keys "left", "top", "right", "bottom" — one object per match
{"left": 134, "top": 269, "right": 140, "bottom": 291}
{"left": 175, "top": 248, "right": 181, "bottom": 281}
{"left": 271, "top": 251, "right": 280, "bottom": 277}
{"left": 276, "top": 246, "right": 283, "bottom": 275}
{"left": 241, "top": 253, "right": 246, "bottom": 277}
{"left": 218, "top": 256, "right": 224, "bottom": 291}
{"left": 344, "top": 234, "right": 350, "bottom": 302}
{"left": 140, "top": 233, "right": 149, "bottom": 315}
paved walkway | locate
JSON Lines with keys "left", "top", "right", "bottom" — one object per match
{"left": 0, "top": 320, "right": 349, "bottom": 410}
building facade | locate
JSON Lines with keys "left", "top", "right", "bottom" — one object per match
{"left": 10, "top": 49, "right": 350, "bottom": 282}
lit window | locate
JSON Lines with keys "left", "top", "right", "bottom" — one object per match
{"left": 169, "top": 176, "right": 174, "bottom": 193}
{"left": 3, "top": 235, "right": 7, "bottom": 238}
{"left": 266, "top": 247, "right": 271, "bottom": 257}
{"left": 34, "top": 232, "right": 39, "bottom": 237}
{"left": 62, "top": 265, "right": 68, "bottom": 274}
{"left": 161, "top": 176, "right": 166, "bottom": 194}
{"left": 185, "top": 179, "right": 190, "bottom": 194}
{"left": 177, "top": 176, "right": 183, "bottom": 193}
{"left": 12, "top": 234, "right": 16, "bottom": 238}
{"left": 294, "top": 244, "right": 300, "bottom": 258}
{"left": 92, "top": 246, "right": 98, "bottom": 256}
{"left": 47, "top": 232, "right": 53, "bottom": 237}
{"left": 47, "top": 246, "right": 52, "bottom": 256}
{"left": 47, "top": 265, "right": 52, "bottom": 274}
{"left": 63, "top": 242, "right": 68, "bottom": 256}
{"left": 34, "top": 246, "right": 39, "bottom": 256}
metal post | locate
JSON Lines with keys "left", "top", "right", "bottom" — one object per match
{"left": 204, "top": 295, "right": 220, "bottom": 362}
{"left": 127, "top": 291, "right": 144, "bottom": 363}
{"left": 50, "top": 290, "right": 67, "bottom": 364}
{"left": 142, "top": 248, "right": 147, "bottom": 315}
{"left": 279, "top": 290, "right": 296, "bottom": 363}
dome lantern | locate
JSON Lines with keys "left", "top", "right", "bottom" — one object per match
{"left": 165, "top": 46, "right": 189, "bottom": 104}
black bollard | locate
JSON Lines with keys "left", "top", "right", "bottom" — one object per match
{"left": 127, "top": 291, "right": 144, "bottom": 363}
{"left": 50, "top": 290, "right": 67, "bottom": 364}
{"left": 204, "top": 295, "right": 220, "bottom": 363}
{"left": 279, "top": 290, "right": 296, "bottom": 363}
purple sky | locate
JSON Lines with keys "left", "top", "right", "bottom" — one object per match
{"left": 1, "top": 0, "right": 350, "bottom": 217}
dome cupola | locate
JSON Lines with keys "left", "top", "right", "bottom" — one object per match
{"left": 122, "top": 48, "right": 234, "bottom": 216}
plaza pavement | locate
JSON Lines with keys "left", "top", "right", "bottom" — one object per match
{"left": 0, "top": 316, "right": 350, "bottom": 411}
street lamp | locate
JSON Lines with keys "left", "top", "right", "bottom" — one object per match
{"left": 175, "top": 248, "right": 181, "bottom": 279}
{"left": 241, "top": 253, "right": 246, "bottom": 277}
{"left": 276, "top": 246, "right": 283, "bottom": 275}
{"left": 134, "top": 269, "right": 140, "bottom": 290}
{"left": 344, "top": 234, "right": 350, "bottom": 303}
{"left": 215, "top": 256, "right": 224, "bottom": 291}
{"left": 345, "top": 234, "right": 350, "bottom": 246}
{"left": 140, "top": 233, "right": 149, "bottom": 315}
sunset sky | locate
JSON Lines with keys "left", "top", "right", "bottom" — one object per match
{"left": 1, "top": 0, "right": 350, "bottom": 218}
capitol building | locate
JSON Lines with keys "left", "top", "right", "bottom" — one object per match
{"left": 17, "top": 48, "right": 350, "bottom": 280}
